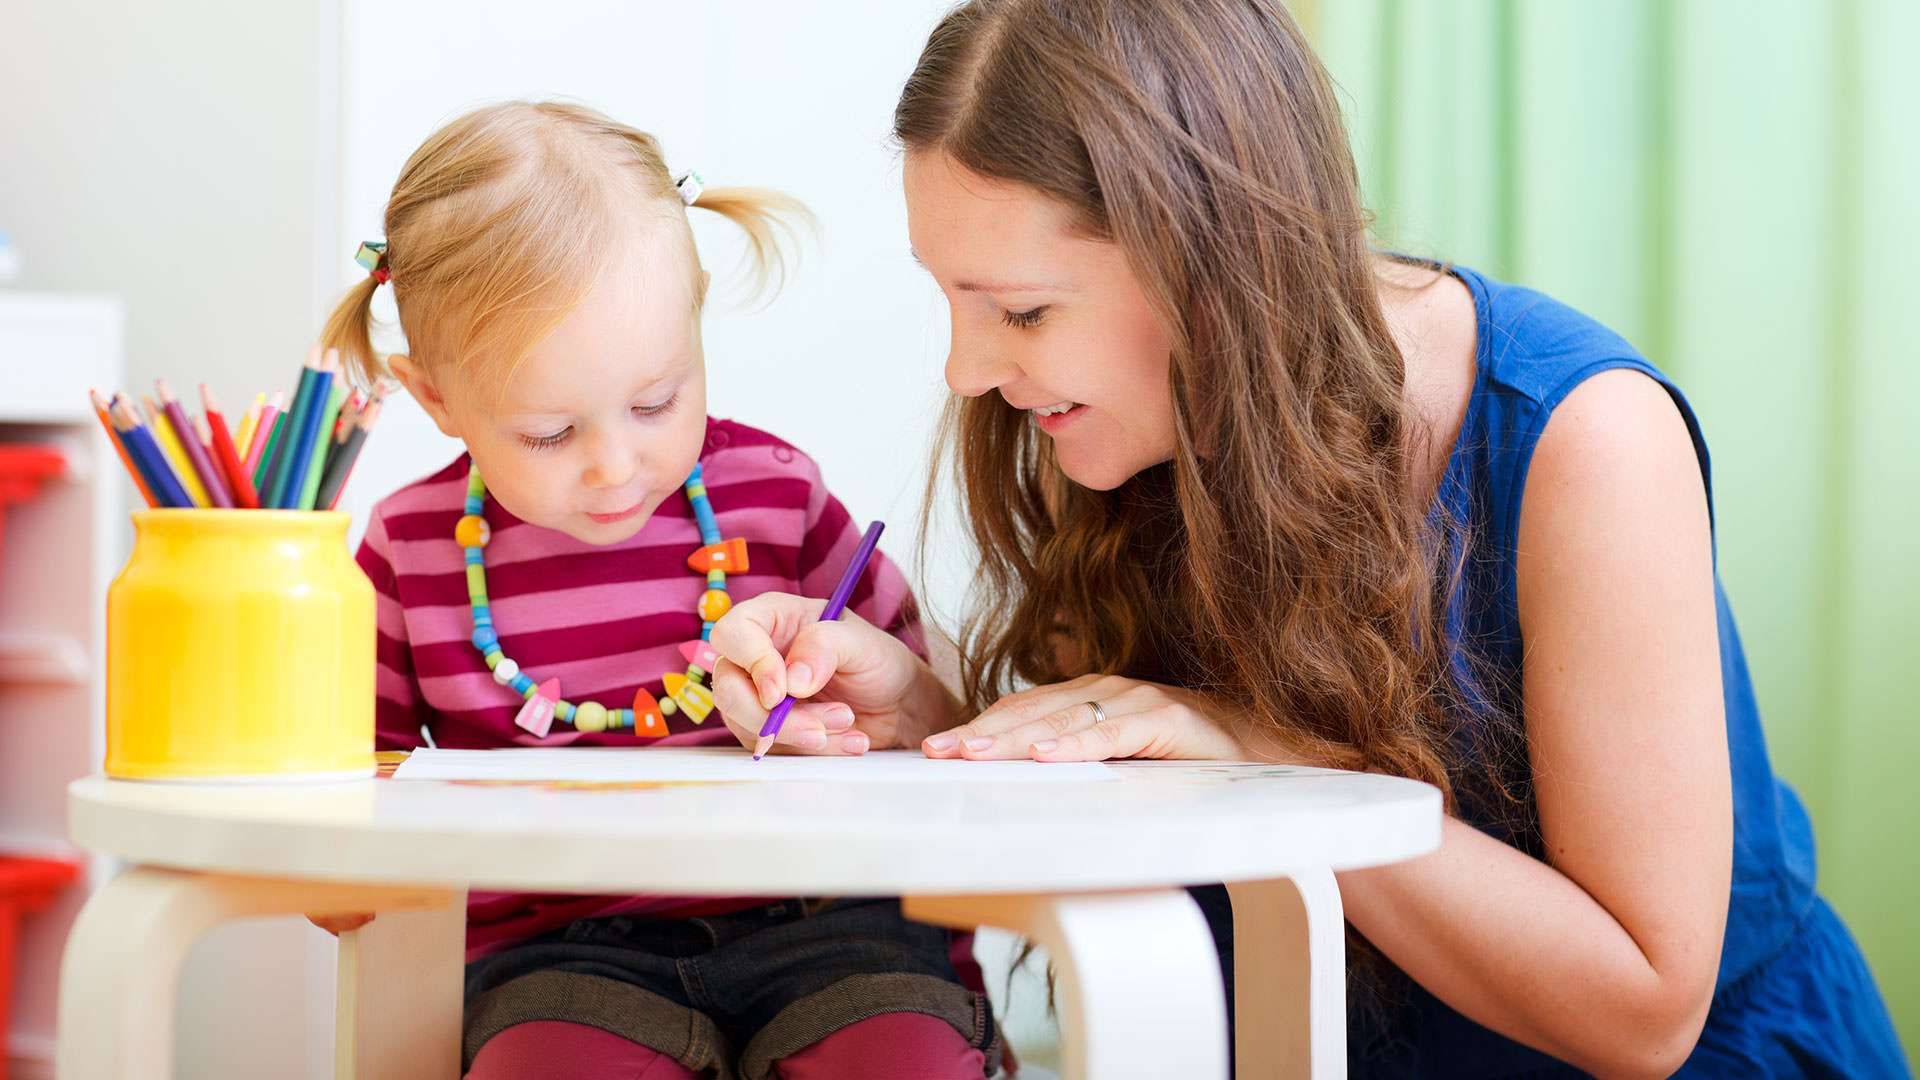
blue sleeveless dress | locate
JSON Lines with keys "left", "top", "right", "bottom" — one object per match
{"left": 1339, "top": 265, "right": 1909, "bottom": 1077}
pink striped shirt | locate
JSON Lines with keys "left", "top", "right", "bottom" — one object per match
{"left": 356, "top": 417, "right": 924, "bottom": 957}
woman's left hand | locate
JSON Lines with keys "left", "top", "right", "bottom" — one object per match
{"left": 920, "top": 674, "right": 1254, "bottom": 762}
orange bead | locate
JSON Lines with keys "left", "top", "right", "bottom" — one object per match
{"left": 687, "top": 537, "right": 750, "bottom": 574}
{"left": 698, "top": 589, "right": 732, "bottom": 622}
{"left": 455, "top": 514, "right": 491, "bottom": 548}
{"left": 632, "top": 687, "right": 667, "bottom": 736}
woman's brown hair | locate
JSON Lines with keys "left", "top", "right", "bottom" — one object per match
{"left": 896, "top": 0, "right": 1462, "bottom": 802}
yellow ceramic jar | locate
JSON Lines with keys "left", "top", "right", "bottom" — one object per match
{"left": 106, "top": 509, "right": 374, "bottom": 780}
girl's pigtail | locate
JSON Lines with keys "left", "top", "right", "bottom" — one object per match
{"left": 689, "top": 186, "right": 816, "bottom": 308}
{"left": 319, "top": 275, "right": 387, "bottom": 389}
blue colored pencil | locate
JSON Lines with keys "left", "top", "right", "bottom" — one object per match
{"left": 110, "top": 399, "right": 194, "bottom": 508}
{"left": 261, "top": 349, "right": 323, "bottom": 508}
{"left": 276, "top": 351, "right": 335, "bottom": 508}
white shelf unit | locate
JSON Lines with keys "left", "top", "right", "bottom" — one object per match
{"left": 0, "top": 292, "right": 124, "bottom": 1076}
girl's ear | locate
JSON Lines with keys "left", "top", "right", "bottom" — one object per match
{"left": 386, "top": 353, "right": 461, "bottom": 438}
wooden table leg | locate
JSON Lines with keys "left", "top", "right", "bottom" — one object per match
{"left": 55, "top": 866, "right": 455, "bottom": 1080}
{"left": 335, "top": 888, "right": 467, "bottom": 1080}
{"left": 905, "top": 889, "right": 1229, "bottom": 1080}
{"left": 1226, "top": 870, "right": 1345, "bottom": 1079}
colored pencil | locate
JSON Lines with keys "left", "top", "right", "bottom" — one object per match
{"left": 297, "top": 378, "right": 348, "bottom": 511}
{"left": 261, "top": 347, "right": 324, "bottom": 508}
{"left": 110, "top": 400, "right": 193, "bottom": 508}
{"left": 752, "top": 520, "right": 887, "bottom": 760}
{"left": 232, "top": 394, "right": 264, "bottom": 459}
{"left": 91, "top": 390, "right": 158, "bottom": 507}
{"left": 157, "top": 380, "right": 232, "bottom": 508}
{"left": 200, "top": 385, "right": 260, "bottom": 509}
{"left": 275, "top": 350, "right": 336, "bottom": 509}
{"left": 142, "top": 393, "right": 209, "bottom": 507}
{"left": 244, "top": 391, "right": 285, "bottom": 475}
{"left": 314, "top": 388, "right": 382, "bottom": 512}
{"left": 253, "top": 409, "right": 288, "bottom": 490}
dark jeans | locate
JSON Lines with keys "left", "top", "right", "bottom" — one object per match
{"left": 463, "top": 897, "right": 1001, "bottom": 1080}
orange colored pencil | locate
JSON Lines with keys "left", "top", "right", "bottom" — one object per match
{"left": 90, "top": 389, "right": 158, "bottom": 507}
{"left": 200, "top": 384, "right": 260, "bottom": 508}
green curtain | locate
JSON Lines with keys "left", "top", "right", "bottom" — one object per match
{"left": 1301, "top": 0, "right": 1919, "bottom": 1058}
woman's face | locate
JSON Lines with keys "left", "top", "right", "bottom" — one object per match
{"left": 904, "top": 150, "right": 1177, "bottom": 491}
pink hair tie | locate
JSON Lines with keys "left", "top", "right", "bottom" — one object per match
{"left": 354, "top": 240, "right": 391, "bottom": 285}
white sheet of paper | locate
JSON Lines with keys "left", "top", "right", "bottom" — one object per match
{"left": 391, "top": 746, "right": 1120, "bottom": 783}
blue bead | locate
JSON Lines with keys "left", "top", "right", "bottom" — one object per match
{"left": 556, "top": 701, "right": 574, "bottom": 721}
{"left": 464, "top": 547, "right": 483, "bottom": 565}
{"left": 471, "top": 627, "right": 498, "bottom": 652}
{"left": 510, "top": 673, "right": 533, "bottom": 695}
{"left": 618, "top": 709, "right": 634, "bottom": 724}
{"left": 464, "top": 497, "right": 483, "bottom": 515}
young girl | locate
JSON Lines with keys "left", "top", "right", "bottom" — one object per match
{"left": 321, "top": 101, "right": 999, "bottom": 1080}
{"left": 711, "top": 1, "right": 1910, "bottom": 1077}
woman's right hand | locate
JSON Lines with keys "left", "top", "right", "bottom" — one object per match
{"left": 709, "top": 592, "right": 950, "bottom": 755}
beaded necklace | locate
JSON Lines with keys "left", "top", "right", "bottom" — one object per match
{"left": 457, "top": 460, "right": 747, "bottom": 739}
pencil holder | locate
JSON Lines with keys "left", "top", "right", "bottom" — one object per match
{"left": 106, "top": 509, "right": 375, "bottom": 780}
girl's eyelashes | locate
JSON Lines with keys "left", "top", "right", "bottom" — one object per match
{"left": 515, "top": 395, "right": 679, "bottom": 451}
{"left": 519, "top": 427, "right": 572, "bottom": 451}
{"left": 1000, "top": 306, "right": 1049, "bottom": 330}
{"left": 634, "top": 394, "right": 680, "bottom": 418}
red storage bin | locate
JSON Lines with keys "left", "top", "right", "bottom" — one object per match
{"left": 0, "top": 445, "right": 66, "bottom": 611}
{"left": 0, "top": 856, "right": 80, "bottom": 1080}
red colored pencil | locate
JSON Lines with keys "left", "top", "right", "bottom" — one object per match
{"left": 90, "top": 389, "right": 158, "bottom": 507}
{"left": 200, "top": 384, "right": 260, "bottom": 508}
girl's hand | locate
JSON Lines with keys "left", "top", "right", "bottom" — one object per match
{"left": 709, "top": 592, "right": 951, "bottom": 755}
{"left": 921, "top": 674, "right": 1255, "bottom": 762}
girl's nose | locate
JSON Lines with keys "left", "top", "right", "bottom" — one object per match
{"left": 581, "top": 429, "right": 637, "bottom": 490}
{"left": 944, "top": 326, "right": 1018, "bottom": 398}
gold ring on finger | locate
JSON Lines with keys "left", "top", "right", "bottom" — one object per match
{"left": 1083, "top": 700, "right": 1106, "bottom": 725}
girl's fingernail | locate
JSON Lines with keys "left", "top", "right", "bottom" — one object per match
{"left": 962, "top": 734, "right": 994, "bottom": 752}
{"left": 786, "top": 662, "right": 813, "bottom": 694}
{"left": 794, "top": 729, "right": 827, "bottom": 750}
{"left": 824, "top": 706, "right": 855, "bottom": 732}
{"left": 841, "top": 731, "right": 870, "bottom": 754}
{"left": 924, "top": 732, "right": 956, "bottom": 753}
{"left": 758, "top": 675, "right": 781, "bottom": 707}
{"left": 1032, "top": 739, "right": 1059, "bottom": 753}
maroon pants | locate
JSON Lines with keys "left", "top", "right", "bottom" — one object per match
{"left": 465, "top": 1011, "right": 989, "bottom": 1079}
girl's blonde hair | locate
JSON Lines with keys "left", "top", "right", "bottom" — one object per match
{"left": 322, "top": 100, "right": 810, "bottom": 390}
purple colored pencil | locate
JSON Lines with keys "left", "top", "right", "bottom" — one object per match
{"left": 752, "top": 520, "right": 885, "bottom": 760}
{"left": 156, "top": 380, "right": 232, "bottom": 507}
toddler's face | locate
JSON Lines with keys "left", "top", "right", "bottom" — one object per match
{"left": 904, "top": 150, "right": 1177, "bottom": 492}
{"left": 435, "top": 240, "right": 710, "bottom": 545}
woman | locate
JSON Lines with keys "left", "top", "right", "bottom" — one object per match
{"left": 711, "top": 1, "right": 1907, "bottom": 1075}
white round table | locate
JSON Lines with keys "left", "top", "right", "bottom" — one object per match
{"left": 59, "top": 759, "right": 1439, "bottom": 1080}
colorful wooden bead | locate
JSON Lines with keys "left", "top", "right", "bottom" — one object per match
{"left": 632, "top": 687, "right": 667, "bottom": 736}
{"left": 514, "top": 678, "right": 560, "bottom": 738}
{"left": 491, "top": 657, "right": 519, "bottom": 685}
{"left": 698, "top": 589, "right": 732, "bottom": 622}
{"left": 456, "top": 514, "right": 491, "bottom": 548}
{"left": 678, "top": 639, "right": 719, "bottom": 673}
{"left": 663, "top": 672, "right": 716, "bottom": 723}
{"left": 687, "top": 537, "right": 749, "bottom": 574}
{"left": 573, "top": 700, "right": 609, "bottom": 734}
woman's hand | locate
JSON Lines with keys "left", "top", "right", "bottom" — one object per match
{"left": 709, "top": 592, "right": 959, "bottom": 755}
{"left": 920, "top": 674, "right": 1254, "bottom": 762}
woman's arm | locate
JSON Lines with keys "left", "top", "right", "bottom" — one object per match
{"left": 1338, "top": 369, "right": 1732, "bottom": 1078}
